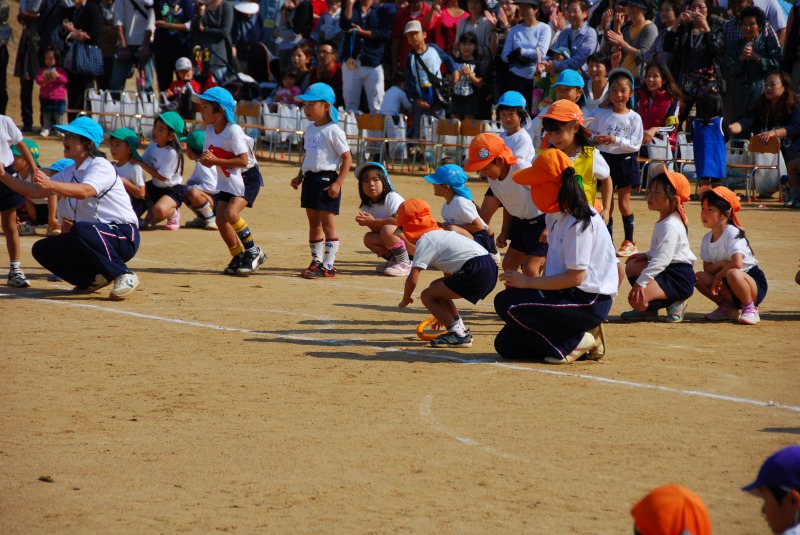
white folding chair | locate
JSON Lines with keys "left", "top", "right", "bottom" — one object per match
{"left": 383, "top": 114, "right": 408, "bottom": 171}
{"left": 137, "top": 91, "right": 157, "bottom": 138}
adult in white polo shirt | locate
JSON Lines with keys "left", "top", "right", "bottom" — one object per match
{"left": 0, "top": 117, "right": 141, "bottom": 299}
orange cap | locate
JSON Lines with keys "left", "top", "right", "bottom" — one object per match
{"left": 699, "top": 185, "right": 743, "bottom": 229}
{"left": 654, "top": 165, "right": 691, "bottom": 225}
{"left": 464, "top": 133, "right": 517, "bottom": 172}
{"left": 396, "top": 198, "right": 441, "bottom": 243}
{"left": 513, "top": 148, "right": 574, "bottom": 214}
{"left": 539, "top": 99, "right": 593, "bottom": 137}
{"left": 630, "top": 484, "right": 712, "bottom": 535}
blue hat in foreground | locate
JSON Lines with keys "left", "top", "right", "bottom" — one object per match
{"left": 354, "top": 161, "right": 393, "bottom": 189}
{"left": 54, "top": 116, "right": 104, "bottom": 146}
{"left": 296, "top": 83, "right": 338, "bottom": 124}
{"left": 424, "top": 164, "right": 473, "bottom": 201}
{"left": 43, "top": 158, "right": 75, "bottom": 173}
{"left": 192, "top": 86, "right": 236, "bottom": 124}
{"left": 742, "top": 446, "right": 800, "bottom": 494}
{"left": 552, "top": 69, "right": 585, "bottom": 89}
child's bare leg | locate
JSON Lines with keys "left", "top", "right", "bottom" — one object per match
{"left": 185, "top": 187, "right": 213, "bottom": 209}
{"left": 521, "top": 254, "right": 545, "bottom": 277}
{"left": 380, "top": 224, "right": 401, "bottom": 248}
{"left": 725, "top": 269, "right": 758, "bottom": 305}
{"left": 420, "top": 280, "right": 461, "bottom": 328}
{"left": 46, "top": 196, "right": 61, "bottom": 232}
{"left": 2, "top": 209, "right": 21, "bottom": 262}
{"left": 695, "top": 271, "right": 735, "bottom": 306}
{"left": 629, "top": 280, "right": 669, "bottom": 311}
{"left": 217, "top": 199, "right": 242, "bottom": 250}
{"left": 306, "top": 208, "right": 323, "bottom": 242}
{"left": 363, "top": 231, "right": 389, "bottom": 256}
{"left": 25, "top": 199, "right": 39, "bottom": 224}
{"left": 448, "top": 225, "right": 474, "bottom": 240}
{"left": 151, "top": 195, "right": 178, "bottom": 221}
{"left": 624, "top": 256, "right": 647, "bottom": 281}
{"left": 502, "top": 247, "right": 525, "bottom": 273}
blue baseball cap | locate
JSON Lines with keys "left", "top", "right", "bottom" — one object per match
{"left": 54, "top": 116, "right": 105, "bottom": 146}
{"left": 296, "top": 83, "right": 338, "bottom": 124}
{"left": 552, "top": 69, "right": 585, "bottom": 89}
{"left": 424, "top": 164, "right": 473, "bottom": 201}
{"left": 497, "top": 91, "right": 531, "bottom": 126}
{"left": 354, "top": 161, "right": 393, "bottom": 189}
{"left": 43, "top": 158, "right": 75, "bottom": 173}
{"left": 192, "top": 86, "right": 236, "bottom": 124}
{"left": 742, "top": 446, "right": 800, "bottom": 494}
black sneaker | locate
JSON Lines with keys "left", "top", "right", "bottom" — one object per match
{"left": 301, "top": 260, "right": 325, "bottom": 279}
{"left": 223, "top": 253, "right": 245, "bottom": 276}
{"left": 430, "top": 331, "right": 473, "bottom": 348}
{"left": 237, "top": 247, "right": 267, "bottom": 275}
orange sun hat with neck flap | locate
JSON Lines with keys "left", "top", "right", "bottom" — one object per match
{"left": 464, "top": 133, "right": 517, "bottom": 172}
{"left": 699, "top": 185, "right": 743, "bottom": 229}
{"left": 654, "top": 165, "right": 691, "bottom": 225}
{"left": 513, "top": 148, "right": 575, "bottom": 214}
{"left": 630, "top": 484, "right": 712, "bottom": 535}
{"left": 539, "top": 99, "right": 592, "bottom": 138}
{"left": 396, "top": 198, "right": 441, "bottom": 243}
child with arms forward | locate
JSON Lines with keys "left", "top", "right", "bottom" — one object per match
{"left": 137, "top": 111, "right": 186, "bottom": 230}
{"left": 621, "top": 168, "right": 696, "bottom": 323}
{"left": 108, "top": 128, "right": 147, "bottom": 225}
{"left": 291, "top": 83, "right": 352, "bottom": 278}
{"left": 589, "top": 68, "right": 643, "bottom": 257}
{"left": 397, "top": 198, "right": 498, "bottom": 348}
{"left": 695, "top": 186, "right": 767, "bottom": 325}
{"left": 354, "top": 162, "right": 411, "bottom": 277}
{"left": 181, "top": 130, "right": 219, "bottom": 230}
{"left": 193, "top": 87, "right": 266, "bottom": 275}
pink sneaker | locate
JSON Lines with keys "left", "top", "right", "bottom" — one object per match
{"left": 384, "top": 260, "right": 412, "bottom": 277}
{"left": 165, "top": 209, "right": 180, "bottom": 230}
{"left": 738, "top": 306, "right": 760, "bottom": 325}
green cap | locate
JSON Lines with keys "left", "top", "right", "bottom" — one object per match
{"left": 180, "top": 130, "right": 205, "bottom": 154}
{"left": 109, "top": 127, "right": 142, "bottom": 161}
{"left": 159, "top": 111, "right": 186, "bottom": 136}
{"left": 11, "top": 138, "right": 40, "bottom": 165}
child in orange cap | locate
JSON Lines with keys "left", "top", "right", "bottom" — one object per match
{"left": 496, "top": 148, "right": 618, "bottom": 364}
{"left": 621, "top": 167, "right": 696, "bottom": 323}
{"left": 397, "top": 198, "right": 498, "bottom": 348}
{"left": 630, "top": 484, "right": 712, "bottom": 535}
{"left": 695, "top": 185, "right": 768, "bottom": 325}
{"left": 464, "top": 133, "right": 546, "bottom": 277}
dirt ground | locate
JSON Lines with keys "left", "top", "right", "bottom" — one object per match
{"left": 1, "top": 131, "right": 799, "bottom": 533}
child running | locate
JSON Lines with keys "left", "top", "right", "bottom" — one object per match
{"left": 425, "top": 163, "right": 493, "bottom": 253}
{"left": 695, "top": 186, "right": 767, "bottom": 325}
{"left": 590, "top": 67, "right": 644, "bottom": 257}
{"left": 465, "top": 133, "right": 545, "bottom": 276}
{"left": 137, "top": 111, "right": 186, "bottom": 231}
{"left": 290, "top": 83, "right": 352, "bottom": 279}
{"left": 539, "top": 100, "right": 612, "bottom": 223}
{"left": 193, "top": 86, "right": 266, "bottom": 275}
{"left": 108, "top": 128, "right": 147, "bottom": 226}
{"left": 397, "top": 198, "right": 498, "bottom": 348}
{"left": 181, "top": 130, "right": 219, "bottom": 230}
{"left": 353, "top": 161, "right": 410, "bottom": 277}
{"left": 0, "top": 115, "right": 39, "bottom": 287}
{"left": 621, "top": 168, "right": 696, "bottom": 323}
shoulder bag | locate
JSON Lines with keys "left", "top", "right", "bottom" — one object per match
{"left": 413, "top": 50, "right": 453, "bottom": 108}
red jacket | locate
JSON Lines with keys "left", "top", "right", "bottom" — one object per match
{"left": 637, "top": 88, "right": 680, "bottom": 149}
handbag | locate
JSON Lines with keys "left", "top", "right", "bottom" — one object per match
{"left": 413, "top": 51, "right": 453, "bottom": 108}
{"left": 64, "top": 40, "right": 104, "bottom": 77}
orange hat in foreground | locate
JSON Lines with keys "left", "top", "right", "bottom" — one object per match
{"left": 396, "top": 198, "right": 440, "bottom": 243}
{"left": 513, "top": 148, "right": 574, "bottom": 214}
{"left": 630, "top": 484, "right": 712, "bottom": 535}
{"left": 539, "top": 100, "right": 593, "bottom": 138}
{"left": 464, "top": 133, "right": 517, "bottom": 172}
{"left": 699, "top": 185, "right": 742, "bottom": 229}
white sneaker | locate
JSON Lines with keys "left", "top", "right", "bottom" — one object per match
{"left": 384, "top": 260, "right": 412, "bottom": 277}
{"left": 73, "top": 273, "right": 110, "bottom": 294}
{"left": 109, "top": 272, "right": 139, "bottom": 300}
{"left": 490, "top": 252, "right": 502, "bottom": 266}
{"left": 738, "top": 306, "right": 760, "bottom": 325}
{"left": 39, "top": 128, "right": 50, "bottom": 137}
{"left": 545, "top": 332, "right": 596, "bottom": 364}
{"left": 7, "top": 268, "right": 31, "bottom": 288}
{"left": 17, "top": 222, "right": 36, "bottom": 236}
{"left": 165, "top": 209, "right": 180, "bottom": 230}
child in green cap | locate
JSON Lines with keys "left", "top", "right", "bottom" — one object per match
{"left": 109, "top": 128, "right": 147, "bottom": 225}
{"left": 13, "top": 139, "right": 62, "bottom": 238}
{"left": 181, "top": 130, "right": 218, "bottom": 230}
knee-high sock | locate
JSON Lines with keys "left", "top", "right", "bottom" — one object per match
{"left": 622, "top": 214, "right": 634, "bottom": 243}
{"left": 323, "top": 239, "right": 339, "bottom": 270}
{"left": 232, "top": 218, "right": 256, "bottom": 252}
{"left": 309, "top": 240, "right": 324, "bottom": 263}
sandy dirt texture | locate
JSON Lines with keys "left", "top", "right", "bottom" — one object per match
{"left": 1, "top": 134, "right": 799, "bottom": 534}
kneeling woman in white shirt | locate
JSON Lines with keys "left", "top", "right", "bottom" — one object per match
{"left": 495, "top": 148, "right": 619, "bottom": 364}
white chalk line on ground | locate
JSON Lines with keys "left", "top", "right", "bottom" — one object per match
{"left": 3, "top": 290, "right": 799, "bottom": 414}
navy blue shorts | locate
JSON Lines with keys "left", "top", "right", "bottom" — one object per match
{"left": 130, "top": 197, "right": 148, "bottom": 218}
{"left": 444, "top": 254, "right": 499, "bottom": 304}
{"left": 146, "top": 181, "right": 186, "bottom": 208}
{"left": 472, "top": 229, "right": 496, "bottom": 254}
{"left": 217, "top": 165, "right": 263, "bottom": 207}
{"left": 31, "top": 203, "right": 49, "bottom": 224}
{"left": 508, "top": 214, "right": 548, "bottom": 257}
{"left": 653, "top": 263, "right": 695, "bottom": 302}
{"left": 601, "top": 151, "right": 641, "bottom": 189}
{"left": 727, "top": 265, "right": 768, "bottom": 307}
{"left": 301, "top": 170, "right": 342, "bottom": 215}
{"left": 0, "top": 167, "right": 24, "bottom": 212}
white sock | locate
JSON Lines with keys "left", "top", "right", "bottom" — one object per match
{"left": 198, "top": 201, "right": 214, "bottom": 219}
{"left": 10, "top": 260, "right": 21, "bottom": 271}
{"left": 447, "top": 320, "right": 466, "bottom": 337}
{"left": 310, "top": 240, "right": 324, "bottom": 263}
{"left": 455, "top": 317, "right": 466, "bottom": 333}
{"left": 323, "top": 240, "right": 339, "bottom": 270}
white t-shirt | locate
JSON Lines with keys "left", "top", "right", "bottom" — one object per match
{"left": 141, "top": 143, "right": 182, "bottom": 188}
{"left": 637, "top": 211, "right": 697, "bottom": 287}
{"left": 409, "top": 46, "right": 443, "bottom": 88}
{"left": 52, "top": 157, "right": 138, "bottom": 225}
{"left": 203, "top": 122, "right": 253, "bottom": 197}
{"left": 488, "top": 159, "right": 541, "bottom": 220}
{"left": 412, "top": 229, "right": 489, "bottom": 273}
{"left": 545, "top": 210, "right": 619, "bottom": 297}
{"left": 115, "top": 161, "right": 145, "bottom": 188}
{"left": 379, "top": 86, "right": 413, "bottom": 116}
{"left": 0, "top": 116, "right": 23, "bottom": 167}
{"left": 186, "top": 161, "right": 219, "bottom": 194}
{"left": 441, "top": 195, "right": 485, "bottom": 229}
{"left": 589, "top": 108, "right": 644, "bottom": 154}
{"left": 301, "top": 121, "right": 349, "bottom": 173}
{"left": 361, "top": 190, "right": 404, "bottom": 219}
{"left": 500, "top": 129, "right": 536, "bottom": 162}
{"left": 700, "top": 224, "right": 758, "bottom": 272}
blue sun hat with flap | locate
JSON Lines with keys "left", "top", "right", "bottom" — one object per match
{"left": 192, "top": 86, "right": 237, "bottom": 124}
{"left": 424, "top": 164, "right": 473, "bottom": 201}
{"left": 296, "top": 83, "right": 338, "bottom": 123}
{"left": 54, "top": 116, "right": 105, "bottom": 146}
{"left": 354, "top": 161, "right": 393, "bottom": 189}
{"left": 43, "top": 158, "right": 75, "bottom": 174}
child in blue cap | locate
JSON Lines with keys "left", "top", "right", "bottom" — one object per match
{"left": 426, "top": 164, "right": 494, "bottom": 254}
{"left": 192, "top": 86, "right": 266, "bottom": 276}
{"left": 290, "top": 83, "right": 352, "bottom": 279}
{"left": 529, "top": 68, "right": 585, "bottom": 149}
{"left": 742, "top": 446, "right": 800, "bottom": 535}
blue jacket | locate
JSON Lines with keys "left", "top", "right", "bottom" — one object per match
{"left": 339, "top": 1, "right": 393, "bottom": 67}
{"left": 404, "top": 44, "right": 457, "bottom": 102}
{"left": 551, "top": 23, "right": 597, "bottom": 76}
